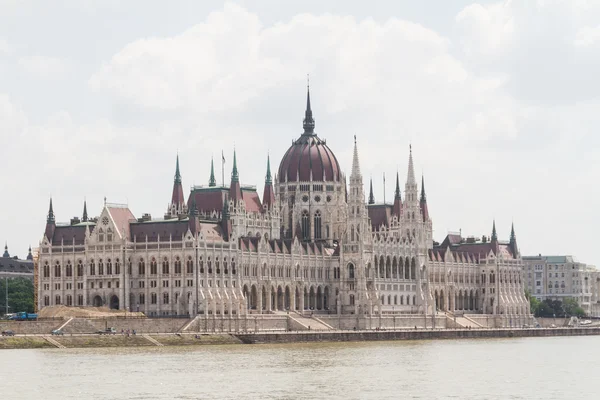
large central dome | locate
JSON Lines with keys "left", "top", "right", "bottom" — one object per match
{"left": 278, "top": 89, "right": 341, "bottom": 183}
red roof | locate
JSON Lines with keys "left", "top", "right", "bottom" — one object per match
{"left": 368, "top": 204, "right": 392, "bottom": 230}
{"left": 278, "top": 134, "right": 341, "bottom": 182}
{"left": 107, "top": 206, "right": 135, "bottom": 239}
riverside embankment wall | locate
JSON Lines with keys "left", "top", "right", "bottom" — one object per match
{"left": 235, "top": 327, "right": 600, "bottom": 344}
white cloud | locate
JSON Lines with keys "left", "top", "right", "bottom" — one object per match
{"left": 18, "top": 55, "right": 71, "bottom": 79}
{"left": 2, "top": 1, "right": 600, "bottom": 266}
{"left": 574, "top": 25, "right": 600, "bottom": 47}
{"left": 0, "top": 38, "right": 9, "bottom": 54}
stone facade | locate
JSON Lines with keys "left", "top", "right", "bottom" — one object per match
{"left": 37, "top": 88, "right": 530, "bottom": 326}
{"left": 523, "top": 255, "right": 600, "bottom": 316}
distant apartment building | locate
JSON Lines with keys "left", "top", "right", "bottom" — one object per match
{"left": 0, "top": 244, "right": 34, "bottom": 281}
{"left": 522, "top": 255, "right": 600, "bottom": 316}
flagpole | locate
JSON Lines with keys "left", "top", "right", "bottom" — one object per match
{"left": 221, "top": 150, "right": 225, "bottom": 188}
{"left": 383, "top": 172, "right": 386, "bottom": 205}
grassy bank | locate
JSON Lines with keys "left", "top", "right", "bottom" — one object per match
{"left": 0, "top": 337, "right": 54, "bottom": 349}
{"left": 0, "top": 333, "right": 243, "bottom": 350}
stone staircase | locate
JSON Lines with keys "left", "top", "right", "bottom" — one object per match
{"left": 289, "top": 312, "right": 333, "bottom": 331}
{"left": 60, "top": 318, "right": 99, "bottom": 334}
{"left": 142, "top": 334, "right": 164, "bottom": 346}
{"left": 43, "top": 336, "right": 66, "bottom": 349}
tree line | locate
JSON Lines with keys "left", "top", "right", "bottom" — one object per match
{"left": 525, "top": 291, "right": 586, "bottom": 318}
{"left": 0, "top": 277, "right": 35, "bottom": 315}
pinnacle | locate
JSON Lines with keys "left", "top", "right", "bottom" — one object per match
{"left": 209, "top": 157, "right": 216, "bottom": 187}
{"left": 406, "top": 145, "right": 416, "bottom": 186}
{"left": 174, "top": 154, "right": 182, "bottom": 184}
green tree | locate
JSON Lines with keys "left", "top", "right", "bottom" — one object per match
{"left": 525, "top": 290, "right": 541, "bottom": 315}
{"left": 0, "top": 277, "right": 34, "bottom": 315}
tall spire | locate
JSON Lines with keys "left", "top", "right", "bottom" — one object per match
{"left": 47, "top": 198, "right": 55, "bottom": 224}
{"left": 351, "top": 135, "right": 361, "bottom": 178}
{"left": 174, "top": 153, "right": 182, "bottom": 184}
{"left": 509, "top": 222, "right": 519, "bottom": 257}
{"left": 302, "top": 78, "right": 315, "bottom": 135}
{"left": 209, "top": 157, "right": 216, "bottom": 187}
{"left": 170, "top": 154, "right": 185, "bottom": 214}
{"left": 265, "top": 154, "right": 272, "bottom": 185}
{"left": 82, "top": 200, "right": 88, "bottom": 222}
{"left": 3, "top": 242, "right": 9, "bottom": 258}
{"left": 406, "top": 144, "right": 416, "bottom": 185}
{"left": 368, "top": 178, "right": 375, "bottom": 204}
{"left": 263, "top": 154, "right": 275, "bottom": 209}
{"left": 392, "top": 171, "right": 402, "bottom": 217}
{"left": 229, "top": 149, "right": 242, "bottom": 203}
{"left": 419, "top": 175, "right": 429, "bottom": 222}
{"left": 231, "top": 148, "right": 239, "bottom": 183}
{"left": 491, "top": 220, "right": 498, "bottom": 242}
{"left": 27, "top": 245, "right": 33, "bottom": 261}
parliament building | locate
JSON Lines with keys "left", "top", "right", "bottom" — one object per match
{"left": 37, "top": 88, "right": 530, "bottom": 328}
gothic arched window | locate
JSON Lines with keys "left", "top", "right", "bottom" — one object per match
{"left": 314, "top": 210, "right": 322, "bottom": 240}
{"left": 301, "top": 210, "right": 310, "bottom": 241}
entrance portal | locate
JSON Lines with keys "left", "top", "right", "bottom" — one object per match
{"left": 110, "top": 295, "right": 119, "bottom": 310}
{"left": 92, "top": 295, "right": 103, "bottom": 307}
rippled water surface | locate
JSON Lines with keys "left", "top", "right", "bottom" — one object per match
{"left": 0, "top": 336, "right": 597, "bottom": 399}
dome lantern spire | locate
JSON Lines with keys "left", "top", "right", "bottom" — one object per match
{"left": 302, "top": 77, "right": 315, "bottom": 135}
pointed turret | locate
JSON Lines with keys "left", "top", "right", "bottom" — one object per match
{"left": 262, "top": 154, "right": 275, "bottom": 210}
{"left": 45, "top": 198, "right": 56, "bottom": 241}
{"left": 509, "top": 222, "right": 519, "bottom": 257}
{"left": 2, "top": 242, "right": 9, "bottom": 258}
{"left": 368, "top": 178, "right": 375, "bottom": 205}
{"left": 47, "top": 198, "right": 55, "bottom": 224}
{"left": 420, "top": 175, "right": 429, "bottom": 222}
{"left": 209, "top": 157, "right": 216, "bottom": 187}
{"left": 351, "top": 135, "right": 361, "bottom": 179}
{"left": 406, "top": 144, "right": 416, "bottom": 186}
{"left": 302, "top": 83, "right": 315, "bottom": 135}
{"left": 491, "top": 220, "right": 498, "bottom": 242}
{"left": 229, "top": 149, "right": 243, "bottom": 203}
{"left": 82, "top": 200, "right": 88, "bottom": 222}
{"left": 170, "top": 154, "right": 185, "bottom": 215}
{"left": 392, "top": 171, "right": 402, "bottom": 217}
{"left": 26, "top": 245, "right": 33, "bottom": 261}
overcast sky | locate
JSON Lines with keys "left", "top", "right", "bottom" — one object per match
{"left": 1, "top": 0, "right": 599, "bottom": 265}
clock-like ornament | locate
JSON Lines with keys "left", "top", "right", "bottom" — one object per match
{"left": 101, "top": 216, "right": 109, "bottom": 225}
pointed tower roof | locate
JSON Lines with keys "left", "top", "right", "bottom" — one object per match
{"left": 266, "top": 153, "right": 272, "bottom": 185}
{"left": 47, "top": 198, "right": 55, "bottom": 224}
{"left": 231, "top": 149, "right": 239, "bottom": 183}
{"left": 263, "top": 154, "right": 275, "bottom": 209}
{"left": 209, "top": 157, "right": 216, "bottom": 187}
{"left": 509, "top": 222, "right": 519, "bottom": 257}
{"left": 351, "top": 135, "right": 361, "bottom": 179}
{"left": 82, "top": 200, "right": 88, "bottom": 222}
{"left": 368, "top": 178, "right": 375, "bottom": 205}
{"left": 2, "top": 242, "right": 9, "bottom": 258}
{"left": 491, "top": 220, "right": 498, "bottom": 242}
{"left": 406, "top": 145, "right": 416, "bottom": 186}
{"left": 174, "top": 153, "right": 182, "bottom": 184}
{"left": 392, "top": 171, "right": 402, "bottom": 217}
{"left": 170, "top": 154, "right": 185, "bottom": 213}
{"left": 302, "top": 81, "right": 315, "bottom": 135}
{"left": 229, "top": 149, "right": 242, "bottom": 203}
{"left": 420, "top": 175, "right": 429, "bottom": 222}
{"left": 27, "top": 245, "right": 33, "bottom": 261}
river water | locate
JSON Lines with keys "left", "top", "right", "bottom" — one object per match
{"left": 0, "top": 336, "right": 596, "bottom": 399}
